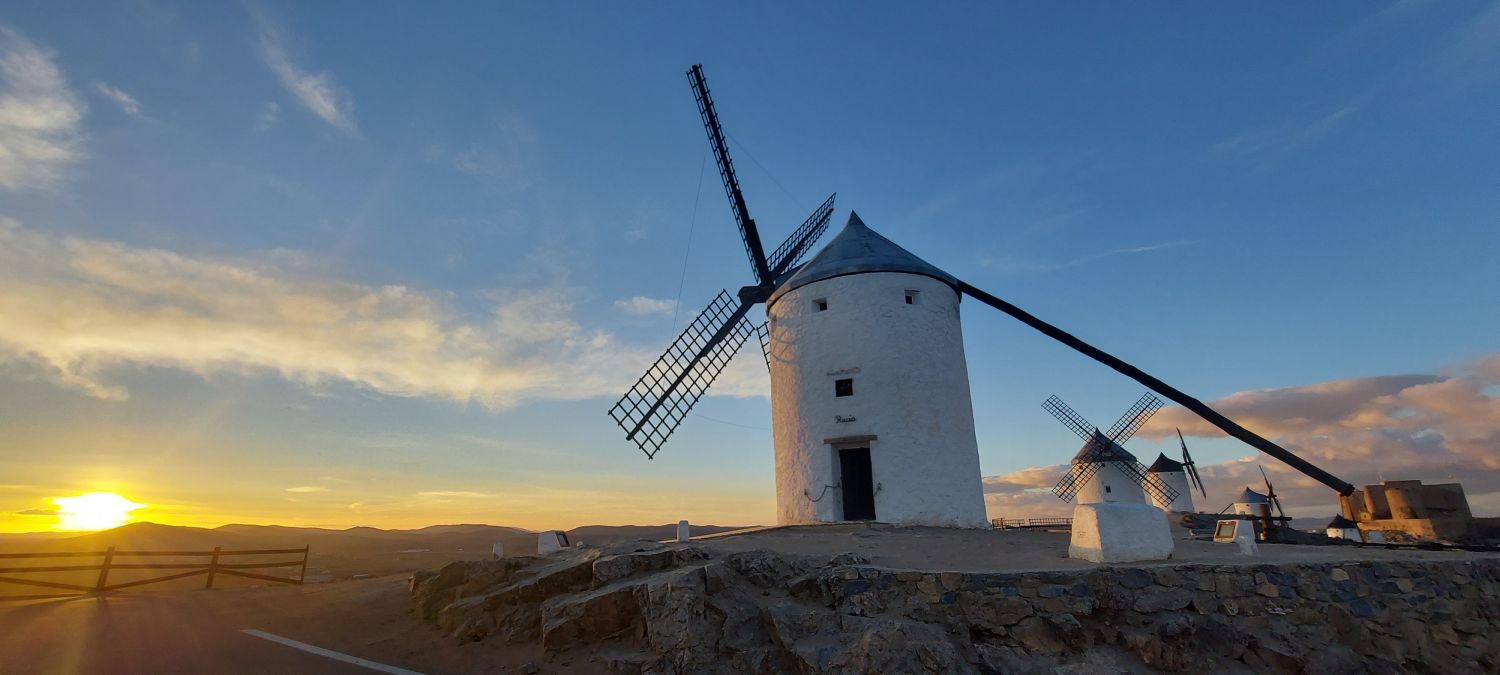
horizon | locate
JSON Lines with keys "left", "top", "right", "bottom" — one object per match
{"left": 3, "top": 3, "right": 1500, "bottom": 533}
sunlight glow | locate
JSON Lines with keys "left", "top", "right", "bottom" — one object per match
{"left": 52, "top": 492, "right": 145, "bottom": 531}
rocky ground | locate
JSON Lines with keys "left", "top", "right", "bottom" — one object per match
{"left": 410, "top": 533, "right": 1500, "bottom": 674}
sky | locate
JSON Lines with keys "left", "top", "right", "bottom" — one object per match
{"left": 1, "top": 2, "right": 1498, "bottom": 532}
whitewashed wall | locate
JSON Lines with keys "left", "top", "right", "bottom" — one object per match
{"left": 767, "top": 272, "right": 988, "bottom": 528}
{"left": 1071, "top": 461, "right": 1147, "bottom": 505}
{"left": 1146, "top": 470, "right": 1195, "bottom": 512}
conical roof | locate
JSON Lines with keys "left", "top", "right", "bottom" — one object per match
{"left": 1146, "top": 453, "right": 1184, "bottom": 474}
{"left": 1235, "top": 487, "right": 1269, "bottom": 504}
{"left": 1070, "top": 430, "right": 1138, "bottom": 465}
{"left": 767, "top": 211, "right": 958, "bottom": 306}
{"left": 1326, "top": 515, "right": 1357, "bottom": 529}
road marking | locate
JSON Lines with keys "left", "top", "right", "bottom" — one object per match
{"left": 240, "top": 629, "right": 427, "bottom": 675}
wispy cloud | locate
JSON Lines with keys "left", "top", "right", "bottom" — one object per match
{"left": 1209, "top": 106, "right": 1358, "bottom": 171}
{"left": 285, "top": 486, "right": 326, "bottom": 493}
{"left": 416, "top": 491, "right": 495, "bottom": 498}
{"left": 980, "top": 240, "right": 1193, "bottom": 275}
{"left": 0, "top": 25, "right": 85, "bottom": 191}
{"left": 0, "top": 218, "right": 767, "bottom": 408}
{"left": 254, "top": 101, "right": 279, "bottom": 131}
{"left": 613, "top": 296, "right": 677, "bottom": 317}
{"left": 92, "top": 82, "right": 141, "bottom": 117}
{"left": 251, "top": 10, "right": 357, "bottom": 135}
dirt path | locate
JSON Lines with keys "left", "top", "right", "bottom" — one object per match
{"left": 0, "top": 577, "right": 594, "bottom": 675}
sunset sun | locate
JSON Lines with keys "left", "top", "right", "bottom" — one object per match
{"left": 51, "top": 492, "right": 146, "bottom": 531}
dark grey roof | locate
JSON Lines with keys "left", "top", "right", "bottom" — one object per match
{"left": 1070, "top": 431, "right": 1138, "bottom": 465}
{"left": 1146, "top": 453, "right": 1185, "bottom": 473}
{"left": 1326, "top": 515, "right": 1358, "bottom": 529}
{"left": 767, "top": 211, "right": 959, "bottom": 307}
{"left": 1235, "top": 487, "right": 1269, "bottom": 504}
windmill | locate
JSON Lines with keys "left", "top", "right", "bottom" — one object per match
{"left": 1177, "top": 428, "right": 1208, "bottom": 499}
{"left": 1046, "top": 394, "right": 1178, "bottom": 506}
{"left": 610, "top": 65, "right": 1358, "bottom": 529}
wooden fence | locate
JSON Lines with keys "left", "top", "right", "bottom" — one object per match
{"left": 992, "top": 517, "right": 1073, "bottom": 530}
{"left": 0, "top": 545, "right": 309, "bottom": 597}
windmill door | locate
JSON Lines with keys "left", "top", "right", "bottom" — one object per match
{"left": 839, "top": 448, "right": 876, "bottom": 521}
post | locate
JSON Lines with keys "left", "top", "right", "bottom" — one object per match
{"left": 677, "top": 520, "right": 690, "bottom": 543}
{"left": 299, "top": 546, "right": 309, "bottom": 584}
{"left": 205, "top": 546, "right": 221, "bottom": 589}
{"left": 94, "top": 546, "right": 114, "bottom": 594}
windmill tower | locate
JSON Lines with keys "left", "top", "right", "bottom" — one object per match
{"left": 1045, "top": 394, "right": 1176, "bottom": 562}
{"left": 610, "top": 64, "right": 1361, "bottom": 539}
{"left": 766, "top": 214, "right": 986, "bottom": 527}
{"left": 1145, "top": 428, "right": 1207, "bottom": 513}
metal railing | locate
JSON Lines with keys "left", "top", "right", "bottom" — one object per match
{"left": 992, "top": 517, "right": 1074, "bottom": 530}
{"left": 0, "top": 545, "right": 309, "bottom": 598}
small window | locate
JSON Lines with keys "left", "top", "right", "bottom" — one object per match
{"left": 835, "top": 378, "right": 853, "bottom": 397}
{"left": 1105, "top": 485, "right": 1112, "bottom": 494}
{"left": 904, "top": 290, "right": 919, "bottom": 305}
{"left": 814, "top": 298, "right": 828, "bottom": 312}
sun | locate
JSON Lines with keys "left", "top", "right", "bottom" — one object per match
{"left": 52, "top": 492, "right": 146, "bottom": 531}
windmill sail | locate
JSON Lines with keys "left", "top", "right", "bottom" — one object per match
{"left": 1178, "top": 428, "right": 1208, "bottom": 499}
{"left": 1045, "top": 394, "right": 1177, "bottom": 505}
{"left": 608, "top": 291, "right": 757, "bottom": 458}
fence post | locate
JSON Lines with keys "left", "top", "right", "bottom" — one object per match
{"left": 94, "top": 546, "right": 114, "bottom": 594}
{"left": 298, "top": 546, "right": 309, "bottom": 584}
{"left": 204, "top": 546, "right": 221, "bottom": 589}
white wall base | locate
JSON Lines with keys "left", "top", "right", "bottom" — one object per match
{"left": 1068, "top": 502, "right": 1174, "bottom": 564}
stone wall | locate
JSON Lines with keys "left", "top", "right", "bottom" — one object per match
{"left": 412, "top": 542, "right": 1500, "bottom": 674}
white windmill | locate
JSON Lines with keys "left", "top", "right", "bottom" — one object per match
{"left": 1144, "top": 428, "right": 1208, "bottom": 513}
{"left": 609, "top": 64, "right": 1361, "bottom": 535}
{"left": 1043, "top": 394, "right": 1176, "bottom": 562}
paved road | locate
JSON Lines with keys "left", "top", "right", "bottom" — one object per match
{"left": 0, "top": 592, "right": 423, "bottom": 675}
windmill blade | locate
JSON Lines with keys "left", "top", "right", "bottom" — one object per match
{"left": 957, "top": 280, "right": 1357, "bottom": 497}
{"left": 1053, "top": 461, "right": 1101, "bottom": 502}
{"left": 766, "top": 193, "right": 837, "bottom": 278}
{"left": 1105, "top": 393, "right": 1163, "bottom": 445}
{"left": 755, "top": 321, "right": 770, "bottom": 372}
{"left": 1259, "top": 465, "right": 1287, "bottom": 518}
{"left": 608, "top": 290, "right": 758, "bottom": 458}
{"left": 1132, "top": 460, "right": 1180, "bottom": 506}
{"left": 1178, "top": 428, "right": 1208, "bottom": 499}
{"left": 687, "top": 64, "right": 771, "bottom": 284}
{"left": 1042, "top": 395, "right": 1096, "bottom": 442}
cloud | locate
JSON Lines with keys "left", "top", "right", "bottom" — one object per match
{"left": 981, "top": 240, "right": 1193, "bottom": 275}
{"left": 0, "top": 25, "right": 85, "bottom": 191}
{"left": 613, "top": 296, "right": 677, "bottom": 317}
{"left": 92, "top": 82, "right": 141, "bottom": 117}
{"left": 285, "top": 486, "right": 326, "bottom": 493}
{"left": 251, "top": 10, "right": 357, "bottom": 134}
{"left": 17, "top": 508, "right": 59, "bottom": 516}
{"left": 0, "top": 219, "right": 767, "bottom": 408}
{"left": 1209, "top": 106, "right": 1358, "bottom": 170}
{"left": 416, "top": 491, "right": 494, "bottom": 498}
{"left": 255, "top": 101, "right": 279, "bottom": 131}
{"left": 985, "top": 358, "right": 1500, "bottom": 519}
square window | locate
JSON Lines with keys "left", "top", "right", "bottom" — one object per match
{"left": 904, "top": 290, "right": 919, "bottom": 305}
{"left": 835, "top": 378, "right": 853, "bottom": 397}
{"left": 814, "top": 298, "right": 828, "bottom": 312}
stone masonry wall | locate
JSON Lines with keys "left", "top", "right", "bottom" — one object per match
{"left": 412, "top": 542, "right": 1500, "bottom": 674}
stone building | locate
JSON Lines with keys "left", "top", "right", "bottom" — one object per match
{"left": 1339, "top": 479, "right": 1477, "bottom": 541}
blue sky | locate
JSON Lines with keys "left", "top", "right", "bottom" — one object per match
{"left": 1, "top": 2, "right": 1498, "bottom": 530}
